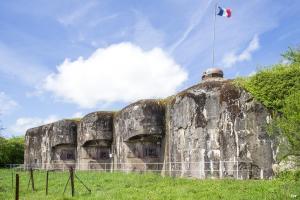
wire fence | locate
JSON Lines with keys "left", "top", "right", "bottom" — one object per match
{"left": 0, "top": 161, "right": 266, "bottom": 199}
{"left": 0, "top": 166, "right": 93, "bottom": 199}
{"left": 21, "top": 160, "right": 264, "bottom": 179}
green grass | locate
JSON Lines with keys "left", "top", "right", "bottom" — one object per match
{"left": 0, "top": 169, "right": 300, "bottom": 200}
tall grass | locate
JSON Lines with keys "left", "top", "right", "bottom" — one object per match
{"left": 0, "top": 169, "right": 299, "bottom": 200}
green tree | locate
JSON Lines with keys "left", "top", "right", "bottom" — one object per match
{"left": 0, "top": 136, "right": 24, "bottom": 165}
{"left": 0, "top": 136, "right": 9, "bottom": 164}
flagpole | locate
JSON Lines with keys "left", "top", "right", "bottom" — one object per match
{"left": 212, "top": 3, "right": 217, "bottom": 67}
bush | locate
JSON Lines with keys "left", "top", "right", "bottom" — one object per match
{"left": 235, "top": 62, "right": 300, "bottom": 112}
{"left": 276, "top": 170, "right": 300, "bottom": 181}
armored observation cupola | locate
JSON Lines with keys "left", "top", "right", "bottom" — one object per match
{"left": 201, "top": 68, "right": 224, "bottom": 80}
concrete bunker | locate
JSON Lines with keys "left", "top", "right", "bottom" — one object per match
{"left": 48, "top": 120, "right": 78, "bottom": 169}
{"left": 77, "top": 112, "right": 114, "bottom": 170}
{"left": 25, "top": 126, "right": 46, "bottom": 169}
{"left": 51, "top": 144, "right": 76, "bottom": 168}
{"left": 163, "top": 77, "right": 274, "bottom": 179}
{"left": 24, "top": 68, "right": 277, "bottom": 179}
{"left": 114, "top": 100, "right": 165, "bottom": 172}
{"left": 24, "top": 120, "right": 78, "bottom": 170}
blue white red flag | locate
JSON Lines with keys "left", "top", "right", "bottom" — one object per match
{"left": 217, "top": 6, "right": 231, "bottom": 18}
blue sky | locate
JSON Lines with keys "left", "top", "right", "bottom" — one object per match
{"left": 1, "top": 0, "right": 300, "bottom": 137}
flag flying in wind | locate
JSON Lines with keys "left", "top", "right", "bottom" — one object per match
{"left": 212, "top": 5, "right": 232, "bottom": 67}
{"left": 217, "top": 6, "right": 231, "bottom": 18}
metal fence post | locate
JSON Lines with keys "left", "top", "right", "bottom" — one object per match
{"left": 11, "top": 170, "right": 14, "bottom": 192}
{"left": 30, "top": 168, "right": 35, "bottom": 191}
{"left": 210, "top": 160, "right": 214, "bottom": 175}
{"left": 15, "top": 174, "right": 19, "bottom": 200}
{"left": 236, "top": 160, "right": 239, "bottom": 179}
{"left": 219, "top": 160, "right": 222, "bottom": 179}
{"left": 46, "top": 171, "right": 49, "bottom": 195}
{"left": 70, "top": 167, "right": 75, "bottom": 197}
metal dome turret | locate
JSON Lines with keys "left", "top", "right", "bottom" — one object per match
{"left": 201, "top": 68, "right": 224, "bottom": 80}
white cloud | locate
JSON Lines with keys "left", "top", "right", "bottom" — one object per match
{"left": 222, "top": 35, "right": 260, "bottom": 68}
{"left": 8, "top": 115, "right": 59, "bottom": 136}
{"left": 0, "top": 92, "right": 18, "bottom": 115}
{"left": 43, "top": 42, "right": 187, "bottom": 108}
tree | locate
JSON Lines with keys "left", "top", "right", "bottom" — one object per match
{"left": 0, "top": 136, "right": 9, "bottom": 164}
{"left": 0, "top": 137, "right": 24, "bottom": 165}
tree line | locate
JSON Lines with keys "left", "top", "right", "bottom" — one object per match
{"left": 0, "top": 136, "right": 24, "bottom": 165}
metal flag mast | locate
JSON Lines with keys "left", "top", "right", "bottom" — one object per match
{"left": 212, "top": 3, "right": 218, "bottom": 68}
{"left": 212, "top": 3, "right": 231, "bottom": 67}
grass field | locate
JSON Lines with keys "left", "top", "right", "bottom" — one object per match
{"left": 0, "top": 169, "right": 300, "bottom": 200}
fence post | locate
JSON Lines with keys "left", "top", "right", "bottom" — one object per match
{"left": 260, "top": 169, "right": 264, "bottom": 179}
{"left": 70, "top": 167, "right": 75, "bottom": 197}
{"left": 46, "top": 171, "right": 49, "bottom": 195}
{"left": 210, "top": 160, "right": 214, "bottom": 176}
{"left": 12, "top": 170, "right": 14, "bottom": 192}
{"left": 219, "top": 160, "right": 222, "bottom": 179}
{"left": 15, "top": 174, "right": 19, "bottom": 200}
{"left": 171, "top": 162, "right": 173, "bottom": 176}
{"left": 30, "top": 168, "right": 35, "bottom": 191}
{"left": 236, "top": 160, "right": 239, "bottom": 179}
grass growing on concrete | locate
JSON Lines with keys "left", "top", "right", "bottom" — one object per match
{"left": 0, "top": 169, "right": 299, "bottom": 200}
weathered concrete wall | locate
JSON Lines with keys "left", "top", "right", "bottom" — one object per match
{"left": 113, "top": 100, "right": 165, "bottom": 172}
{"left": 47, "top": 120, "right": 78, "bottom": 169}
{"left": 24, "top": 77, "right": 276, "bottom": 179}
{"left": 77, "top": 112, "right": 114, "bottom": 170}
{"left": 25, "top": 120, "right": 78, "bottom": 169}
{"left": 162, "top": 79, "right": 275, "bottom": 179}
{"left": 25, "top": 125, "right": 49, "bottom": 168}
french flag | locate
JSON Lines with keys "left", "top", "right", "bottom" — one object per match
{"left": 217, "top": 6, "right": 231, "bottom": 18}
